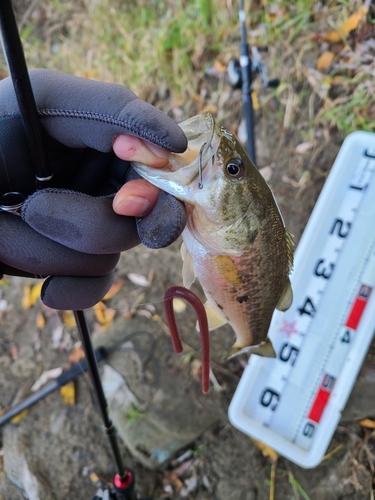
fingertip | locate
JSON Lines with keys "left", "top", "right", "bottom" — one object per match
{"left": 113, "top": 179, "right": 159, "bottom": 216}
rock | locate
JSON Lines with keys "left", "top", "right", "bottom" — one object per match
{"left": 94, "top": 317, "right": 222, "bottom": 470}
{"left": 2, "top": 425, "right": 53, "bottom": 500}
{"left": 101, "top": 343, "right": 219, "bottom": 469}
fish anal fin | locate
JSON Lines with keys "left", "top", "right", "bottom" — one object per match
{"left": 196, "top": 300, "right": 227, "bottom": 332}
{"left": 276, "top": 278, "right": 293, "bottom": 312}
{"left": 249, "top": 337, "right": 276, "bottom": 358}
{"left": 181, "top": 243, "right": 196, "bottom": 289}
{"left": 227, "top": 337, "right": 276, "bottom": 359}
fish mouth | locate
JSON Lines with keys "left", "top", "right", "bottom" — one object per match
{"left": 132, "top": 112, "right": 221, "bottom": 200}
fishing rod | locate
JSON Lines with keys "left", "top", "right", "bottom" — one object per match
{"left": 0, "top": 1, "right": 137, "bottom": 499}
{"left": 227, "top": 0, "right": 280, "bottom": 165}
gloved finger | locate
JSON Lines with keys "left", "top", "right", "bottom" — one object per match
{"left": 136, "top": 190, "right": 187, "bottom": 249}
{"left": 41, "top": 273, "right": 115, "bottom": 310}
{"left": 0, "top": 212, "right": 119, "bottom": 276}
{"left": 22, "top": 189, "right": 140, "bottom": 254}
{"left": 0, "top": 69, "right": 187, "bottom": 154}
{"left": 124, "top": 168, "right": 187, "bottom": 248}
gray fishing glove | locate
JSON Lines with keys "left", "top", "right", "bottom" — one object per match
{"left": 0, "top": 69, "right": 187, "bottom": 310}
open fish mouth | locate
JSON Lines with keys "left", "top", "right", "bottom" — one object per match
{"left": 132, "top": 112, "right": 221, "bottom": 198}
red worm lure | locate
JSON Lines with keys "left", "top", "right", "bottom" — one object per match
{"left": 164, "top": 286, "right": 210, "bottom": 394}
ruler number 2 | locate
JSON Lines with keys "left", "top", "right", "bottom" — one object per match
{"left": 330, "top": 218, "right": 351, "bottom": 238}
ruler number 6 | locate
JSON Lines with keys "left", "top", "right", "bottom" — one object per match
{"left": 303, "top": 422, "right": 315, "bottom": 438}
{"left": 260, "top": 388, "right": 280, "bottom": 411}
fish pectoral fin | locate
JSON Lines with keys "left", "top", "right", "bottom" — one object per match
{"left": 248, "top": 337, "right": 277, "bottom": 358}
{"left": 276, "top": 278, "right": 293, "bottom": 312}
{"left": 285, "top": 227, "right": 295, "bottom": 274}
{"left": 181, "top": 243, "right": 196, "bottom": 289}
{"left": 196, "top": 300, "right": 227, "bottom": 332}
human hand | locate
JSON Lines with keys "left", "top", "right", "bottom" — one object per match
{"left": 0, "top": 69, "right": 187, "bottom": 310}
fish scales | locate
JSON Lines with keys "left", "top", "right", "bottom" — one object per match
{"left": 133, "top": 112, "right": 294, "bottom": 357}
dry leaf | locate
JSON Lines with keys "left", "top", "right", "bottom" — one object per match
{"left": 31, "top": 367, "right": 62, "bottom": 391}
{"left": 51, "top": 324, "right": 64, "bottom": 349}
{"left": 30, "top": 281, "right": 43, "bottom": 306}
{"left": 60, "top": 381, "right": 76, "bottom": 405}
{"left": 295, "top": 142, "right": 315, "bottom": 154}
{"left": 127, "top": 273, "right": 150, "bottom": 287}
{"left": 317, "top": 51, "right": 334, "bottom": 71}
{"left": 11, "top": 409, "right": 29, "bottom": 424}
{"left": 259, "top": 166, "right": 273, "bottom": 181}
{"left": 203, "top": 104, "right": 218, "bottom": 115}
{"left": 324, "top": 6, "right": 369, "bottom": 43}
{"left": 324, "top": 30, "right": 342, "bottom": 44}
{"left": 22, "top": 284, "right": 32, "bottom": 309}
{"left": 252, "top": 91, "right": 260, "bottom": 110}
{"left": 89, "top": 472, "right": 100, "bottom": 483}
{"left": 36, "top": 312, "right": 45, "bottom": 329}
{"left": 94, "top": 301, "right": 116, "bottom": 330}
{"left": 69, "top": 344, "right": 85, "bottom": 364}
{"left": 10, "top": 345, "right": 18, "bottom": 360}
{"left": 61, "top": 310, "right": 76, "bottom": 329}
{"left": 0, "top": 299, "right": 8, "bottom": 312}
{"left": 359, "top": 418, "right": 375, "bottom": 429}
{"left": 253, "top": 439, "right": 278, "bottom": 463}
{"left": 340, "top": 6, "right": 368, "bottom": 36}
{"left": 103, "top": 280, "right": 124, "bottom": 301}
{"left": 213, "top": 59, "right": 227, "bottom": 73}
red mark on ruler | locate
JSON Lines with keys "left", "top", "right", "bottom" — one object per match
{"left": 308, "top": 373, "right": 336, "bottom": 424}
{"left": 345, "top": 284, "right": 372, "bottom": 330}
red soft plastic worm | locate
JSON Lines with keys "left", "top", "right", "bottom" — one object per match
{"left": 164, "top": 286, "right": 210, "bottom": 393}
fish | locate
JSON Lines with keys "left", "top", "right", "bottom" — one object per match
{"left": 133, "top": 112, "right": 294, "bottom": 358}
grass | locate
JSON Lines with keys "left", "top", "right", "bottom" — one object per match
{"left": 10, "top": 0, "right": 375, "bottom": 140}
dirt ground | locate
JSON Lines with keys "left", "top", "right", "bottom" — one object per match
{"left": 1, "top": 3, "right": 375, "bottom": 499}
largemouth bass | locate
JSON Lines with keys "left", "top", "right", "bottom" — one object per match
{"left": 133, "top": 112, "right": 294, "bottom": 357}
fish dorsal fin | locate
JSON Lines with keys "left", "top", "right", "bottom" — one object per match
{"left": 248, "top": 337, "right": 276, "bottom": 358}
{"left": 196, "top": 300, "right": 227, "bottom": 332}
{"left": 276, "top": 277, "right": 293, "bottom": 312}
{"left": 285, "top": 227, "right": 295, "bottom": 274}
{"left": 181, "top": 242, "right": 196, "bottom": 289}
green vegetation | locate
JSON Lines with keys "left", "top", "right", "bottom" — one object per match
{"left": 9, "top": 1, "right": 375, "bottom": 135}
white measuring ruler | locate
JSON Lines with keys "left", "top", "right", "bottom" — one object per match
{"left": 229, "top": 131, "right": 375, "bottom": 468}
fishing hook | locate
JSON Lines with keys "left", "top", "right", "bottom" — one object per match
{"left": 198, "top": 142, "right": 206, "bottom": 189}
{"left": 164, "top": 286, "right": 210, "bottom": 394}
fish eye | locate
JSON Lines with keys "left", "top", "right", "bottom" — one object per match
{"left": 226, "top": 158, "right": 244, "bottom": 178}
